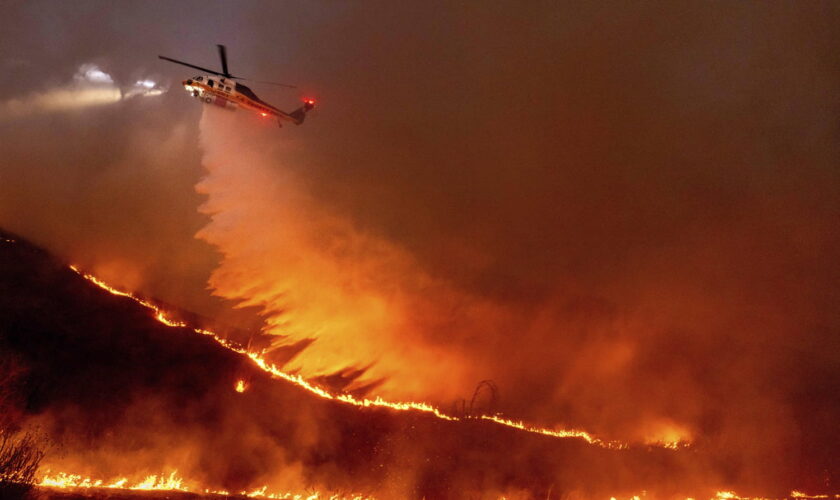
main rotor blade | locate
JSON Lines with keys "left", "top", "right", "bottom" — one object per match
{"left": 217, "top": 44, "right": 231, "bottom": 77}
{"left": 234, "top": 77, "right": 297, "bottom": 89}
{"left": 158, "top": 56, "right": 230, "bottom": 77}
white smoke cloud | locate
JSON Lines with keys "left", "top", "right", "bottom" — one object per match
{"left": 74, "top": 63, "right": 114, "bottom": 84}
{"left": 0, "top": 63, "right": 167, "bottom": 120}
{"left": 123, "top": 79, "right": 166, "bottom": 99}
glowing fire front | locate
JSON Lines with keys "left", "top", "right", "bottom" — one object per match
{"left": 40, "top": 471, "right": 184, "bottom": 491}
{"left": 67, "top": 264, "right": 687, "bottom": 451}
{"left": 38, "top": 470, "right": 839, "bottom": 500}
{"left": 39, "top": 470, "right": 372, "bottom": 499}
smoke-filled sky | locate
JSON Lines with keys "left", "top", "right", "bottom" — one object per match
{"left": 2, "top": 0, "right": 840, "bottom": 485}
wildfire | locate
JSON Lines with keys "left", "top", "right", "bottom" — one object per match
{"left": 478, "top": 415, "right": 620, "bottom": 447}
{"left": 606, "top": 493, "right": 839, "bottom": 500}
{"left": 236, "top": 379, "right": 247, "bottom": 392}
{"left": 67, "top": 265, "right": 681, "bottom": 450}
{"left": 41, "top": 471, "right": 835, "bottom": 500}
{"left": 39, "top": 470, "right": 373, "bottom": 499}
{"left": 710, "top": 492, "right": 840, "bottom": 500}
{"left": 40, "top": 470, "right": 185, "bottom": 491}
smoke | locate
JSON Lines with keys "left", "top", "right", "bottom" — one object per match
{"left": 3, "top": 227, "right": 833, "bottom": 497}
{"left": 196, "top": 89, "right": 840, "bottom": 486}
{"left": 196, "top": 107, "right": 478, "bottom": 400}
{"left": 192, "top": 1, "right": 840, "bottom": 483}
{"left": 0, "top": 1, "right": 838, "bottom": 491}
{"left": 0, "top": 63, "right": 164, "bottom": 120}
{"left": 0, "top": 55, "right": 232, "bottom": 326}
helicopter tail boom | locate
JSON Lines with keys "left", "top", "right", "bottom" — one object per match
{"left": 281, "top": 99, "right": 316, "bottom": 127}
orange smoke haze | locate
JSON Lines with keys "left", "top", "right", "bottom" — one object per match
{"left": 197, "top": 106, "right": 484, "bottom": 401}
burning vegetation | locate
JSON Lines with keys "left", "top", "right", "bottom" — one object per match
{"left": 1, "top": 222, "right": 838, "bottom": 498}
{"left": 0, "top": 420, "right": 44, "bottom": 498}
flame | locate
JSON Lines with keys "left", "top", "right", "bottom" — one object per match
{"left": 135, "top": 471, "right": 185, "bottom": 490}
{"left": 40, "top": 471, "right": 185, "bottom": 491}
{"left": 67, "top": 264, "right": 681, "bottom": 450}
{"left": 709, "top": 492, "right": 840, "bottom": 500}
{"left": 37, "top": 468, "right": 840, "bottom": 500}
{"left": 39, "top": 470, "right": 373, "bottom": 499}
{"left": 236, "top": 379, "right": 247, "bottom": 392}
{"left": 641, "top": 420, "right": 693, "bottom": 449}
{"left": 478, "top": 415, "right": 621, "bottom": 448}
{"left": 607, "top": 493, "right": 840, "bottom": 500}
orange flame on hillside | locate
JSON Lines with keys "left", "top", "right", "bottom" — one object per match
{"left": 38, "top": 470, "right": 839, "bottom": 500}
{"left": 39, "top": 470, "right": 373, "bottom": 499}
{"left": 67, "top": 264, "right": 686, "bottom": 450}
{"left": 712, "top": 492, "right": 840, "bottom": 500}
{"left": 40, "top": 470, "right": 186, "bottom": 491}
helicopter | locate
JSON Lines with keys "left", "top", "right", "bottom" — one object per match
{"left": 159, "top": 45, "right": 315, "bottom": 127}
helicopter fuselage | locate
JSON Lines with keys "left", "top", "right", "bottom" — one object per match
{"left": 182, "top": 75, "right": 278, "bottom": 116}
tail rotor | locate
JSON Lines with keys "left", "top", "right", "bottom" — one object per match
{"left": 285, "top": 98, "right": 316, "bottom": 126}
